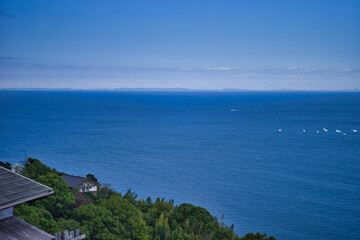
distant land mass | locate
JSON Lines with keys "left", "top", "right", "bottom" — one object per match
{"left": 0, "top": 87, "right": 359, "bottom": 92}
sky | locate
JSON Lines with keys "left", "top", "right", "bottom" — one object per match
{"left": 0, "top": 0, "right": 359, "bottom": 90}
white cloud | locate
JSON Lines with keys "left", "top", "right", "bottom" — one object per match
{"left": 204, "top": 67, "right": 232, "bottom": 71}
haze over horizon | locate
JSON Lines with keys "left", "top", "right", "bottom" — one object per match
{"left": 0, "top": 0, "right": 359, "bottom": 90}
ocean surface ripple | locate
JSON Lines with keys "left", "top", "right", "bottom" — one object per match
{"left": 0, "top": 91, "right": 359, "bottom": 240}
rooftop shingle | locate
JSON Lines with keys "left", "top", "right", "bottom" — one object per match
{"left": 0, "top": 166, "right": 54, "bottom": 210}
{"left": 0, "top": 216, "right": 54, "bottom": 240}
{"left": 61, "top": 174, "right": 87, "bottom": 188}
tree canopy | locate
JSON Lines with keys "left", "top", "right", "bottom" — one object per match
{"left": 35, "top": 173, "right": 75, "bottom": 217}
{"left": 0, "top": 160, "right": 11, "bottom": 170}
{"left": 13, "top": 158, "right": 276, "bottom": 240}
{"left": 23, "top": 158, "right": 58, "bottom": 179}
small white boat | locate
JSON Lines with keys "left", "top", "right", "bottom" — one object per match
{"left": 303, "top": 129, "right": 306, "bottom": 132}
{"left": 316, "top": 130, "right": 319, "bottom": 133}
{"left": 323, "top": 128, "right": 328, "bottom": 132}
{"left": 344, "top": 133, "right": 347, "bottom": 135}
{"left": 353, "top": 130, "right": 358, "bottom": 133}
{"left": 278, "top": 129, "right": 282, "bottom": 132}
{"left": 336, "top": 129, "right": 341, "bottom": 133}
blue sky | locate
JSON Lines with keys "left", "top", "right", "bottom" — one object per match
{"left": 0, "top": 0, "right": 359, "bottom": 90}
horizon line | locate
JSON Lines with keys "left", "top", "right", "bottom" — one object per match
{"left": 1, "top": 87, "right": 360, "bottom": 92}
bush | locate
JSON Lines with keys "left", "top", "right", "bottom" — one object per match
{"left": 35, "top": 173, "right": 75, "bottom": 217}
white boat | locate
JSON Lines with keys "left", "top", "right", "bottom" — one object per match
{"left": 278, "top": 129, "right": 282, "bottom": 132}
{"left": 323, "top": 128, "right": 328, "bottom": 132}
{"left": 336, "top": 129, "right": 341, "bottom": 133}
{"left": 353, "top": 130, "right": 358, "bottom": 133}
{"left": 303, "top": 129, "right": 306, "bottom": 132}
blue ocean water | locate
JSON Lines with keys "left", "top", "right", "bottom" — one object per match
{"left": 0, "top": 91, "right": 359, "bottom": 239}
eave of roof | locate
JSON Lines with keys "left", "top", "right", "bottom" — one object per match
{"left": 0, "top": 166, "right": 54, "bottom": 210}
{"left": 0, "top": 216, "right": 54, "bottom": 240}
{"left": 61, "top": 174, "right": 90, "bottom": 188}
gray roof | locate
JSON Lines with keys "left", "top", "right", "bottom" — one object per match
{"left": 0, "top": 166, "right": 54, "bottom": 210}
{"left": 61, "top": 174, "right": 87, "bottom": 188}
{"left": 0, "top": 216, "right": 54, "bottom": 240}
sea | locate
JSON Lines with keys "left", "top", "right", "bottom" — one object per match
{"left": 0, "top": 90, "right": 359, "bottom": 240}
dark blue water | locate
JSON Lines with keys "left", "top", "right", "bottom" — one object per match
{"left": 0, "top": 91, "right": 359, "bottom": 239}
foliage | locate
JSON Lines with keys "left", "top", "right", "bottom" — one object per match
{"left": 57, "top": 218, "right": 81, "bottom": 232}
{"left": 23, "top": 158, "right": 58, "bottom": 179}
{"left": 240, "top": 233, "right": 277, "bottom": 240}
{"left": 123, "top": 188, "right": 138, "bottom": 206}
{"left": 86, "top": 173, "right": 98, "bottom": 183}
{"left": 73, "top": 190, "right": 92, "bottom": 208}
{"left": 169, "top": 203, "right": 217, "bottom": 239}
{"left": 35, "top": 173, "right": 75, "bottom": 217}
{"left": 72, "top": 204, "right": 118, "bottom": 240}
{"left": 14, "top": 158, "right": 276, "bottom": 240}
{"left": 99, "top": 196, "right": 151, "bottom": 239}
{"left": 0, "top": 160, "right": 11, "bottom": 170}
{"left": 14, "top": 204, "right": 60, "bottom": 234}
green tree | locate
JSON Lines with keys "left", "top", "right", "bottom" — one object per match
{"left": 153, "top": 198, "right": 174, "bottom": 217}
{"left": 170, "top": 203, "right": 214, "bottom": 237}
{"left": 155, "top": 212, "right": 171, "bottom": 240}
{"left": 14, "top": 204, "right": 60, "bottom": 234}
{"left": 171, "top": 226, "right": 184, "bottom": 240}
{"left": 100, "top": 196, "right": 151, "bottom": 240}
{"left": 57, "top": 218, "right": 81, "bottom": 232}
{"left": 35, "top": 173, "right": 75, "bottom": 217}
{"left": 123, "top": 188, "right": 138, "bottom": 206}
{"left": 138, "top": 197, "right": 153, "bottom": 213}
{"left": 240, "top": 233, "right": 276, "bottom": 240}
{"left": 0, "top": 161, "right": 11, "bottom": 170}
{"left": 93, "top": 184, "right": 119, "bottom": 203}
{"left": 86, "top": 173, "right": 98, "bottom": 183}
{"left": 72, "top": 204, "right": 117, "bottom": 240}
{"left": 23, "top": 158, "right": 57, "bottom": 179}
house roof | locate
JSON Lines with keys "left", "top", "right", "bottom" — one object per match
{"left": 61, "top": 174, "right": 88, "bottom": 188}
{"left": 0, "top": 166, "right": 54, "bottom": 210}
{"left": 0, "top": 216, "right": 54, "bottom": 240}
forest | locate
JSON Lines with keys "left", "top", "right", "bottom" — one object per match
{"left": 0, "top": 159, "right": 276, "bottom": 240}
